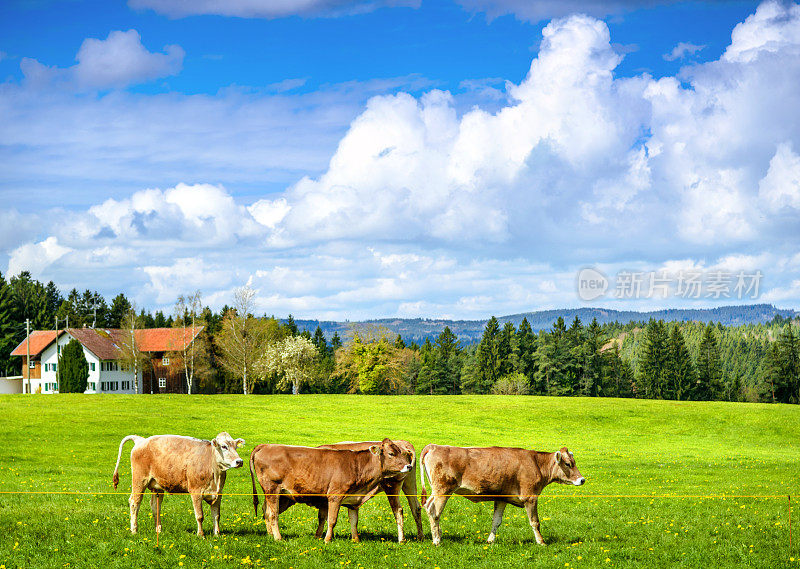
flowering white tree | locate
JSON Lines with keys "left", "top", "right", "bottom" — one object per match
{"left": 259, "top": 336, "right": 318, "bottom": 395}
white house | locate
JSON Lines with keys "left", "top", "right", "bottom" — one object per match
{"left": 12, "top": 327, "right": 203, "bottom": 394}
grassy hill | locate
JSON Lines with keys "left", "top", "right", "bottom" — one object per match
{"left": 0, "top": 394, "right": 797, "bottom": 568}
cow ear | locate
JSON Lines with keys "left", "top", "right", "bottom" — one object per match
{"left": 369, "top": 445, "right": 382, "bottom": 456}
{"left": 236, "top": 438, "right": 245, "bottom": 448}
{"left": 212, "top": 439, "right": 220, "bottom": 448}
{"left": 554, "top": 451, "right": 562, "bottom": 463}
{"left": 568, "top": 451, "right": 574, "bottom": 458}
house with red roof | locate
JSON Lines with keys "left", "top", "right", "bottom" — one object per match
{"left": 11, "top": 327, "right": 203, "bottom": 394}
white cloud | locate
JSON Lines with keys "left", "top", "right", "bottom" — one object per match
{"left": 74, "top": 30, "right": 184, "bottom": 89}
{"left": 663, "top": 41, "right": 705, "bottom": 61}
{"left": 129, "top": 0, "right": 419, "bottom": 18}
{"left": 724, "top": 1, "right": 800, "bottom": 63}
{"left": 759, "top": 142, "right": 800, "bottom": 211}
{"left": 21, "top": 29, "right": 183, "bottom": 90}
{"left": 7, "top": 237, "right": 72, "bottom": 279}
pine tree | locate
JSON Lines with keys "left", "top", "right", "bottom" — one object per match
{"left": 330, "top": 332, "right": 342, "bottom": 353}
{"left": 312, "top": 326, "right": 328, "bottom": 356}
{"left": 515, "top": 317, "right": 537, "bottom": 383}
{"left": 694, "top": 324, "right": 723, "bottom": 401}
{"left": 394, "top": 334, "right": 406, "bottom": 350}
{"left": 285, "top": 314, "right": 298, "bottom": 336}
{"left": 10, "top": 272, "right": 48, "bottom": 329}
{"left": 774, "top": 324, "right": 800, "bottom": 403}
{"left": 107, "top": 293, "right": 131, "bottom": 328}
{"left": 583, "top": 318, "right": 605, "bottom": 396}
{"left": 476, "top": 317, "right": 501, "bottom": 394}
{"left": 497, "top": 322, "right": 515, "bottom": 378}
{"left": 666, "top": 324, "right": 695, "bottom": 401}
{"left": 534, "top": 318, "right": 570, "bottom": 395}
{"left": 58, "top": 339, "right": 89, "bottom": 393}
{"left": 638, "top": 319, "right": 669, "bottom": 399}
{"left": 0, "top": 272, "right": 19, "bottom": 376}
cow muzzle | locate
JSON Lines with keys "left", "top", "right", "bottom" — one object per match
{"left": 234, "top": 459, "right": 244, "bottom": 468}
{"left": 573, "top": 477, "right": 585, "bottom": 486}
{"left": 400, "top": 464, "right": 412, "bottom": 473}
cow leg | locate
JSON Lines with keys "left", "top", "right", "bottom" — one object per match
{"left": 424, "top": 493, "right": 450, "bottom": 546}
{"left": 210, "top": 496, "right": 222, "bottom": 535}
{"left": 264, "top": 493, "right": 282, "bottom": 541}
{"left": 348, "top": 507, "right": 360, "bottom": 542}
{"left": 149, "top": 491, "right": 164, "bottom": 533}
{"left": 191, "top": 493, "right": 205, "bottom": 537}
{"left": 487, "top": 501, "right": 506, "bottom": 543}
{"left": 524, "top": 497, "right": 545, "bottom": 545}
{"left": 401, "top": 475, "right": 424, "bottom": 540}
{"left": 386, "top": 489, "right": 405, "bottom": 543}
{"left": 128, "top": 477, "right": 147, "bottom": 534}
{"left": 315, "top": 505, "right": 328, "bottom": 538}
{"left": 324, "top": 499, "right": 342, "bottom": 543}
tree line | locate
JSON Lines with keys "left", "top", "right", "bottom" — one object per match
{"left": 0, "top": 272, "right": 797, "bottom": 403}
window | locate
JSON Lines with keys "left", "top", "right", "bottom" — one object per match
{"left": 90, "top": 363, "right": 95, "bottom": 371}
{"left": 162, "top": 357, "right": 170, "bottom": 366}
{"left": 53, "top": 363, "right": 57, "bottom": 372}
{"left": 158, "top": 377, "right": 166, "bottom": 388}
{"left": 44, "top": 364, "right": 48, "bottom": 372}
{"left": 89, "top": 382, "right": 96, "bottom": 391}
{"left": 121, "top": 381, "right": 130, "bottom": 390}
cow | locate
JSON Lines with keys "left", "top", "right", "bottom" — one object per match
{"left": 317, "top": 440, "right": 424, "bottom": 542}
{"left": 249, "top": 438, "right": 413, "bottom": 543}
{"left": 418, "top": 444, "right": 585, "bottom": 545}
{"left": 112, "top": 432, "right": 245, "bottom": 536}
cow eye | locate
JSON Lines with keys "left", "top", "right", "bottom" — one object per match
{"left": 221, "top": 445, "right": 228, "bottom": 450}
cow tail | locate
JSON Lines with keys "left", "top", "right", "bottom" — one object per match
{"left": 419, "top": 445, "right": 431, "bottom": 507}
{"left": 250, "top": 449, "right": 260, "bottom": 517}
{"left": 113, "top": 435, "right": 143, "bottom": 489}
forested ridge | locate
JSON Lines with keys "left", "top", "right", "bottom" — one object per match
{"left": 0, "top": 271, "right": 797, "bottom": 403}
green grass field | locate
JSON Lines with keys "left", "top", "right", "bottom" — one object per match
{"left": 0, "top": 395, "right": 797, "bottom": 568}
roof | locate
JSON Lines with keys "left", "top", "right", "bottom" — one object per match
{"left": 11, "top": 327, "right": 204, "bottom": 359}
{"left": 11, "top": 330, "right": 62, "bottom": 357}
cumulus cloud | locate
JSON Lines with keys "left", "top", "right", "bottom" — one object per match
{"left": 21, "top": 29, "right": 183, "bottom": 90}
{"left": 663, "top": 41, "right": 705, "bottom": 61}
{"left": 129, "top": 0, "right": 419, "bottom": 19}
{"left": 7, "top": 237, "right": 72, "bottom": 279}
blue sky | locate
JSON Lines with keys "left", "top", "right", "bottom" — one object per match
{"left": 2, "top": 0, "right": 799, "bottom": 319}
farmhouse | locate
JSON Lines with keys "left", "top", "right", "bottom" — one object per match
{"left": 11, "top": 327, "right": 203, "bottom": 394}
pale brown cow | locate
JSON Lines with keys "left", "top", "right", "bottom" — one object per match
{"left": 317, "top": 440, "right": 424, "bottom": 541}
{"left": 249, "top": 439, "right": 413, "bottom": 543}
{"left": 112, "top": 432, "right": 245, "bottom": 536}
{"left": 419, "top": 444, "right": 585, "bottom": 545}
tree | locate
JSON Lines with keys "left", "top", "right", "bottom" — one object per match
{"left": 582, "top": 318, "right": 605, "bottom": 396}
{"left": 476, "top": 317, "right": 501, "bottom": 394}
{"left": 258, "top": 336, "right": 318, "bottom": 394}
{"left": 58, "top": 339, "right": 89, "bottom": 393}
{"left": 10, "top": 272, "right": 48, "bottom": 329}
{"left": 0, "top": 272, "right": 20, "bottom": 376}
{"left": 666, "top": 325, "right": 695, "bottom": 401}
{"left": 216, "top": 286, "right": 270, "bottom": 395}
{"left": 118, "top": 307, "right": 147, "bottom": 394}
{"left": 694, "top": 324, "right": 723, "bottom": 401}
{"left": 515, "top": 318, "right": 537, "bottom": 383}
{"left": 284, "top": 314, "right": 298, "bottom": 336}
{"left": 174, "top": 291, "right": 206, "bottom": 395}
{"left": 534, "top": 318, "right": 570, "bottom": 395}
{"left": 638, "top": 319, "right": 669, "bottom": 399}
{"left": 335, "top": 334, "right": 410, "bottom": 394}
{"left": 108, "top": 294, "right": 132, "bottom": 328}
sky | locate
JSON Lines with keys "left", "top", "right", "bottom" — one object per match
{"left": 1, "top": 0, "right": 799, "bottom": 320}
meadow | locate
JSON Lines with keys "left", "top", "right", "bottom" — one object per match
{"left": 0, "top": 394, "right": 797, "bottom": 568}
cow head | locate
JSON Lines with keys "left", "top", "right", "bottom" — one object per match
{"left": 553, "top": 447, "right": 585, "bottom": 486}
{"left": 212, "top": 432, "right": 246, "bottom": 470}
{"left": 370, "top": 438, "right": 413, "bottom": 476}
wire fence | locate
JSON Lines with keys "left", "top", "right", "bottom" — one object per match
{"left": 0, "top": 490, "right": 793, "bottom": 557}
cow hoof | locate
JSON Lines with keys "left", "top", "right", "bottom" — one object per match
{"left": 487, "top": 536, "right": 495, "bottom": 544}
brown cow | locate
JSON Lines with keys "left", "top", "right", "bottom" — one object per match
{"left": 112, "top": 432, "right": 245, "bottom": 536}
{"left": 419, "top": 444, "right": 585, "bottom": 545}
{"left": 249, "top": 439, "right": 413, "bottom": 543}
{"left": 317, "top": 440, "right": 424, "bottom": 541}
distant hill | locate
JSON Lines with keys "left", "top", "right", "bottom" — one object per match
{"left": 294, "top": 303, "right": 797, "bottom": 345}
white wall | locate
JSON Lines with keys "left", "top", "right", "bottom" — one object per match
{"left": 38, "top": 333, "right": 139, "bottom": 394}
{"left": 0, "top": 377, "right": 22, "bottom": 394}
